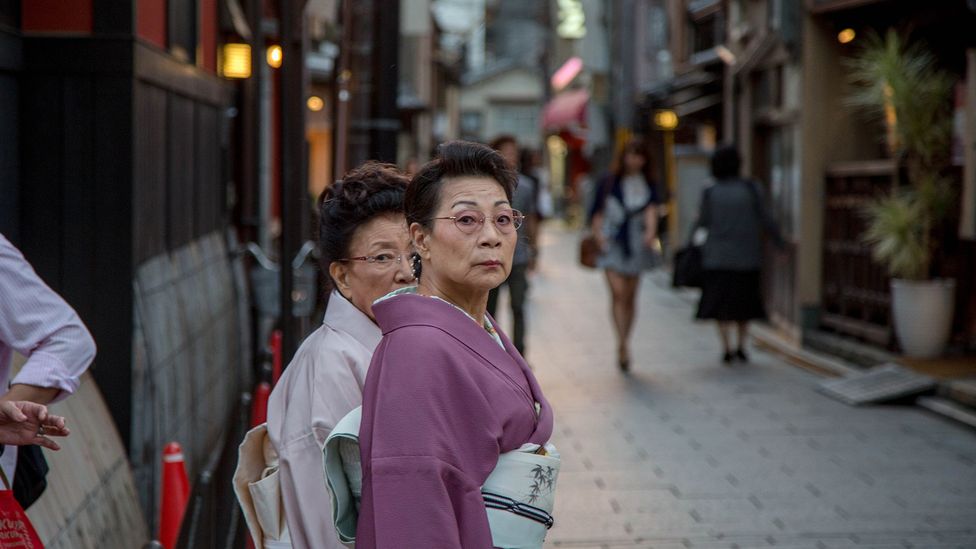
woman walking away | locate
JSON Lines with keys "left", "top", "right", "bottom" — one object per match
{"left": 264, "top": 162, "right": 414, "bottom": 548}
{"left": 357, "top": 141, "right": 556, "bottom": 548}
{"left": 695, "top": 145, "right": 783, "bottom": 364}
{"left": 588, "top": 139, "right": 660, "bottom": 372}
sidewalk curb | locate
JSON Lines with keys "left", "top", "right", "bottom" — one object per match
{"left": 750, "top": 324, "right": 861, "bottom": 378}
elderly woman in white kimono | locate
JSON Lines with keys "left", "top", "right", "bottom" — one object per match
{"left": 263, "top": 162, "right": 415, "bottom": 548}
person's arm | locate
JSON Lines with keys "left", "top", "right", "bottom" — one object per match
{"left": 643, "top": 205, "right": 659, "bottom": 248}
{"left": 0, "top": 234, "right": 96, "bottom": 404}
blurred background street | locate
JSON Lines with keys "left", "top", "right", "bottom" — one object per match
{"left": 0, "top": 0, "right": 975, "bottom": 547}
{"left": 526, "top": 227, "right": 976, "bottom": 548}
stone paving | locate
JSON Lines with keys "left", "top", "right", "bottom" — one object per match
{"left": 503, "top": 226, "right": 976, "bottom": 549}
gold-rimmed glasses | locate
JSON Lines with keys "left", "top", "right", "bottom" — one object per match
{"left": 336, "top": 252, "right": 411, "bottom": 269}
{"left": 432, "top": 209, "right": 524, "bottom": 235}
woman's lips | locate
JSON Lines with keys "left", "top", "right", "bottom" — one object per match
{"left": 479, "top": 260, "right": 502, "bottom": 267}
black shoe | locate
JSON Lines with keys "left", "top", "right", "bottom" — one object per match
{"left": 618, "top": 359, "right": 630, "bottom": 372}
{"left": 722, "top": 352, "right": 734, "bottom": 364}
{"left": 735, "top": 348, "right": 749, "bottom": 362}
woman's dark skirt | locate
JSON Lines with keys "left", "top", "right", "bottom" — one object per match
{"left": 695, "top": 269, "right": 767, "bottom": 321}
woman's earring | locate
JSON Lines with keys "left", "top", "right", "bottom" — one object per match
{"left": 410, "top": 252, "right": 422, "bottom": 280}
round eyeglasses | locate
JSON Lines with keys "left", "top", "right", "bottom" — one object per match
{"left": 432, "top": 209, "right": 524, "bottom": 235}
{"left": 336, "top": 253, "right": 411, "bottom": 269}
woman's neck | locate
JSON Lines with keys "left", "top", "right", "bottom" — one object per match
{"left": 417, "top": 278, "right": 487, "bottom": 325}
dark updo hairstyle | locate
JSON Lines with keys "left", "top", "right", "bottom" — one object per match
{"left": 711, "top": 145, "right": 741, "bottom": 180}
{"left": 405, "top": 140, "right": 518, "bottom": 230}
{"left": 318, "top": 161, "right": 409, "bottom": 288}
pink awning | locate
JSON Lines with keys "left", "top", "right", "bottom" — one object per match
{"left": 542, "top": 89, "right": 589, "bottom": 130}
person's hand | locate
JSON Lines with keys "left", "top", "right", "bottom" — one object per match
{"left": 643, "top": 232, "right": 658, "bottom": 250}
{"left": 0, "top": 400, "right": 70, "bottom": 450}
{"left": 595, "top": 233, "right": 608, "bottom": 252}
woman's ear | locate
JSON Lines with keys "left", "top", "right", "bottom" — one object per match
{"left": 328, "top": 261, "right": 350, "bottom": 291}
{"left": 409, "top": 222, "right": 431, "bottom": 259}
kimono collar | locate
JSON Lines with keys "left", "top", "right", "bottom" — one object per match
{"left": 324, "top": 289, "right": 383, "bottom": 351}
{"left": 372, "top": 291, "right": 554, "bottom": 432}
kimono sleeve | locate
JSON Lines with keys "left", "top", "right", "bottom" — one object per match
{"left": 357, "top": 329, "right": 501, "bottom": 549}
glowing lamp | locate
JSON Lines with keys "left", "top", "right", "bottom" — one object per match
{"left": 221, "top": 43, "right": 251, "bottom": 79}
{"left": 654, "top": 110, "right": 679, "bottom": 131}
{"left": 838, "top": 29, "right": 856, "bottom": 44}
{"left": 267, "top": 45, "right": 283, "bottom": 68}
{"left": 307, "top": 96, "right": 325, "bottom": 112}
{"left": 551, "top": 57, "right": 583, "bottom": 91}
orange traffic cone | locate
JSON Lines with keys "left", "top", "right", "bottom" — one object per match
{"left": 158, "top": 442, "right": 190, "bottom": 549}
{"left": 251, "top": 381, "right": 271, "bottom": 427}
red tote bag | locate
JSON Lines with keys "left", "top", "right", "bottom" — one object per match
{"left": 0, "top": 469, "right": 43, "bottom": 548}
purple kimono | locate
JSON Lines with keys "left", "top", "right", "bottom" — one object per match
{"left": 356, "top": 292, "right": 554, "bottom": 548}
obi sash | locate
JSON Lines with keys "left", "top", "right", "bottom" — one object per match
{"left": 323, "top": 406, "right": 561, "bottom": 549}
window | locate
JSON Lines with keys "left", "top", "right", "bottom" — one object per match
{"left": 491, "top": 103, "right": 539, "bottom": 142}
{"left": 460, "top": 111, "right": 484, "bottom": 140}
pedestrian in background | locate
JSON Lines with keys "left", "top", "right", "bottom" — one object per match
{"left": 264, "top": 163, "right": 414, "bottom": 548}
{"left": 0, "top": 232, "right": 92, "bottom": 502}
{"left": 521, "top": 147, "right": 554, "bottom": 221}
{"left": 695, "top": 145, "right": 783, "bottom": 364}
{"left": 356, "top": 141, "right": 555, "bottom": 548}
{"left": 588, "top": 139, "right": 660, "bottom": 372}
{"left": 487, "top": 135, "right": 537, "bottom": 356}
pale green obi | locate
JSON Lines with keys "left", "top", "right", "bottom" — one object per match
{"left": 323, "top": 407, "right": 561, "bottom": 548}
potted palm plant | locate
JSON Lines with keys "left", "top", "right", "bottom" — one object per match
{"left": 846, "top": 29, "right": 957, "bottom": 358}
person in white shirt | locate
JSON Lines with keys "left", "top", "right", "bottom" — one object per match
{"left": 265, "top": 162, "right": 415, "bottom": 549}
{"left": 0, "top": 233, "right": 91, "bottom": 476}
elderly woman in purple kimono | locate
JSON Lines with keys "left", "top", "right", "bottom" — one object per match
{"left": 356, "top": 141, "right": 555, "bottom": 548}
{"left": 265, "top": 162, "right": 415, "bottom": 548}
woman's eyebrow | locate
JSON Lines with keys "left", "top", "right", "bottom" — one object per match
{"left": 450, "top": 199, "right": 511, "bottom": 208}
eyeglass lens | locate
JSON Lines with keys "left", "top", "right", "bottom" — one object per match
{"left": 451, "top": 210, "right": 523, "bottom": 234}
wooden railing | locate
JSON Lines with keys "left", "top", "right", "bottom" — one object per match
{"left": 820, "top": 160, "right": 896, "bottom": 345}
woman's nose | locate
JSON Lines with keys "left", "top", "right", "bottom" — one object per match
{"left": 477, "top": 219, "right": 503, "bottom": 247}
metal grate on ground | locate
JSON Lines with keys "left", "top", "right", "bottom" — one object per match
{"left": 817, "top": 363, "right": 937, "bottom": 405}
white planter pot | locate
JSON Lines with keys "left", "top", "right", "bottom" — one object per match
{"left": 891, "top": 278, "right": 956, "bottom": 359}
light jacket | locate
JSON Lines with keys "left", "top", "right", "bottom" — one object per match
{"left": 266, "top": 290, "right": 382, "bottom": 549}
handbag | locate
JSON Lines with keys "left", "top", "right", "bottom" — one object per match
{"left": 672, "top": 244, "right": 704, "bottom": 288}
{"left": 578, "top": 234, "right": 600, "bottom": 269}
{"left": 0, "top": 467, "right": 44, "bottom": 548}
{"left": 233, "top": 423, "right": 291, "bottom": 549}
{"left": 13, "top": 445, "right": 48, "bottom": 509}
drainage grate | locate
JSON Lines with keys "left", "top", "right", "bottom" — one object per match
{"left": 817, "top": 363, "right": 937, "bottom": 405}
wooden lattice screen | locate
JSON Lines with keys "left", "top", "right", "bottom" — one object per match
{"left": 820, "top": 160, "right": 896, "bottom": 345}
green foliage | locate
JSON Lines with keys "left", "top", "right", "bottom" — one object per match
{"left": 862, "top": 191, "right": 928, "bottom": 280}
{"left": 845, "top": 29, "right": 956, "bottom": 280}
{"left": 843, "top": 29, "right": 954, "bottom": 171}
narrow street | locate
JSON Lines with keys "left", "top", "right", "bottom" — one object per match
{"left": 509, "top": 226, "right": 976, "bottom": 549}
